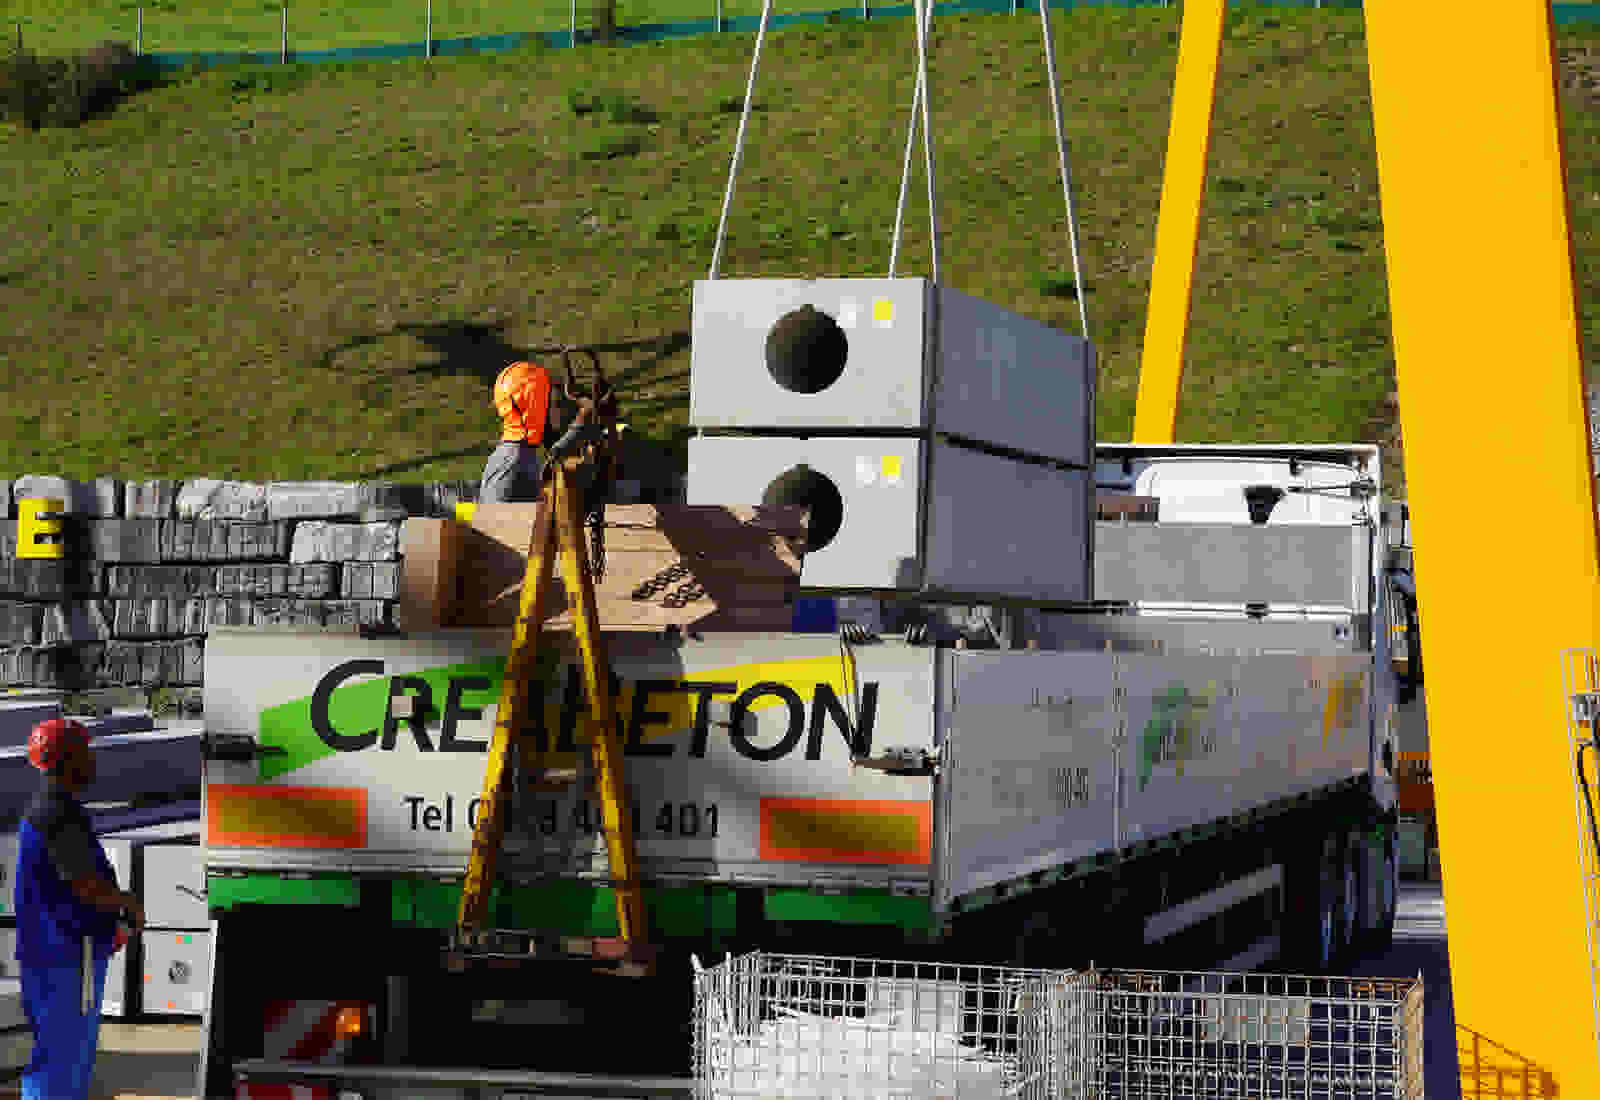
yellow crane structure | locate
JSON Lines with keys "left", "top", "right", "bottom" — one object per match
{"left": 1134, "top": 0, "right": 1597, "bottom": 1092}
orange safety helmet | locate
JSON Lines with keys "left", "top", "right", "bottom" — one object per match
{"left": 27, "top": 717, "right": 90, "bottom": 774}
{"left": 493, "top": 361, "right": 553, "bottom": 445}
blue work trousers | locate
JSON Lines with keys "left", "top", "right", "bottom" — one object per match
{"left": 19, "top": 949, "right": 109, "bottom": 1100}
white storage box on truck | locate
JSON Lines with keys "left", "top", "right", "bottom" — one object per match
{"left": 98, "top": 821, "right": 202, "bottom": 1018}
{"left": 201, "top": 443, "right": 1419, "bottom": 1099}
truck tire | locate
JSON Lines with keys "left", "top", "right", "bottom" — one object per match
{"left": 1365, "top": 824, "right": 1398, "bottom": 954}
{"left": 1284, "top": 828, "right": 1341, "bottom": 973}
{"left": 1334, "top": 828, "right": 1361, "bottom": 967}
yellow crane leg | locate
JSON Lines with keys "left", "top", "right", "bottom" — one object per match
{"left": 552, "top": 467, "right": 648, "bottom": 949}
{"left": 458, "top": 498, "right": 559, "bottom": 934}
{"left": 1131, "top": 0, "right": 1225, "bottom": 445}
{"left": 1365, "top": 3, "right": 1600, "bottom": 1092}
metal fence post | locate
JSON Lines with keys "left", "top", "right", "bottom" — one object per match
{"left": 280, "top": 4, "right": 287, "bottom": 63}
{"left": 426, "top": 0, "right": 433, "bottom": 57}
{"left": 135, "top": 9, "right": 141, "bottom": 54}
{"left": 716, "top": 0, "right": 722, "bottom": 33}
{"left": 570, "top": 0, "right": 576, "bottom": 47}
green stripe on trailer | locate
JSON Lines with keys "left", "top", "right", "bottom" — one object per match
{"left": 763, "top": 888, "right": 935, "bottom": 935}
{"left": 208, "top": 874, "right": 360, "bottom": 910}
{"left": 392, "top": 879, "right": 738, "bottom": 940}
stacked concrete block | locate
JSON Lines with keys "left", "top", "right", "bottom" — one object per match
{"left": 124, "top": 480, "right": 180, "bottom": 519}
{"left": 106, "top": 566, "right": 219, "bottom": 600}
{"left": 0, "top": 603, "right": 41, "bottom": 646}
{"left": 205, "top": 598, "right": 254, "bottom": 629}
{"left": 360, "top": 483, "right": 427, "bottom": 522}
{"left": 87, "top": 521, "right": 164, "bottom": 564}
{"left": 162, "top": 521, "right": 289, "bottom": 562}
{"left": 41, "top": 602, "right": 111, "bottom": 646}
{"left": 11, "top": 476, "right": 121, "bottom": 517}
{"left": 0, "top": 474, "right": 550, "bottom": 688}
{"left": 0, "top": 647, "right": 60, "bottom": 687}
{"left": 251, "top": 599, "right": 328, "bottom": 628}
{"left": 93, "top": 639, "right": 203, "bottom": 686}
{"left": 341, "top": 563, "right": 401, "bottom": 601}
{"left": 175, "top": 480, "right": 268, "bottom": 522}
{"left": 290, "top": 522, "right": 399, "bottom": 564}
{"left": 215, "top": 564, "right": 337, "bottom": 599}
{"left": 0, "top": 561, "right": 69, "bottom": 601}
{"left": 320, "top": 601, "right": 389, "bottom": 629}
{"left": 266, "top": 482, "right": 366, "bottom": 521}
{"left": 110, "top": 599, "right": 207, "bottom": 640}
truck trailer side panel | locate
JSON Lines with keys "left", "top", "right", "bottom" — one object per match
{"left": 935, "top": 645, "right": 1370, "bottom": 912}
{"left": 203, "top": 630, "right": 940, "bottom": 893}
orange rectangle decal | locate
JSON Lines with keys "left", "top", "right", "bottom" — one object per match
{"left": 208, "top": 785, "right": 368, "bottom": 849}
{"left": 759, "top": 798, "right": 931, "bottom": 866}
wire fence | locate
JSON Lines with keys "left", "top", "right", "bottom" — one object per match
{"left": 9, "top": 0, "right": 1372, "bottom": 73}
{"left": 8, "top": 0, "right": 1597, "bottom": 73}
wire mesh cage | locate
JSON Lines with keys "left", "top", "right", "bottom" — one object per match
{"left": 691, "top": 953, "right": 1424, "bottom": 1100}
{"left": 691, "top": 950, "right": 1091, "bottom": 1099}
{"left": 1088, "top": 969, "right": 1424, "bottom": 1099}
{"left": 1563, "top": 647, "right": 1600, "bottom": 1073}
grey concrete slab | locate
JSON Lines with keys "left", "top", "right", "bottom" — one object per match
{"left": 106, "top": 567, "right": 219, "bottom": 601}
{"left": 124, "top": 480, "right": 180, "bottom": 520}
{"left": 88, "top": 521, "right": 164, "bottom": 564}
{"left": 266, "top": 482, "right": 365, "bottom": 521}
{"left": 175, "top": 481, "right": 268, "bottom": 523}
{"left": 289, "top": 521, "right": 399, "bottom": 564}
{"left": 11, "top": 476, "right": 120, "bottom": 517}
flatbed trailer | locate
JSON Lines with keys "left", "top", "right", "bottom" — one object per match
{"left": 197, "top": 443, "right": 1417, "bottom": 1099}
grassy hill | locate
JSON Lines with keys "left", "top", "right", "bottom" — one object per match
{"left": 2, "top": 7, "right": 1598, "bottom": 496}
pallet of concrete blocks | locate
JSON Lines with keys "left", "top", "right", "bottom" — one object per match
{"left": 686, "top": 278, "right": 1097, "bottom": 604}
{"left": 396, "top": 502, "right": 810, "bottom": 633}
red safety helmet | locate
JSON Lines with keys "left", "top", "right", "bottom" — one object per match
{"left": 27, "top": 717, "right": 90, "bottom": 774}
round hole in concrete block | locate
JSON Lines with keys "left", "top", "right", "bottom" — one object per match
{"left": 765, "top": 305, "right": 848, "bottom": 394}
{"left": 762, "top": 465, "right": 843, "bottom": 552}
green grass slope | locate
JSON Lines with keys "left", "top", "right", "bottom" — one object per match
{"left": 2, "top": 8, "right": 1597, "bottom": 494}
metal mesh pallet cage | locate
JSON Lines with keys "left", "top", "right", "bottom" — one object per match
{"left": 1564, "top": 647, "right": 1600, "bottom": 1072}
{"left": 691, "top": 952, "right": 1424, "bottom": 1099}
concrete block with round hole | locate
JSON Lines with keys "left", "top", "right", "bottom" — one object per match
{"left": 687, "top": 434, "right": 1092, "bottom": 602}
{"left": 688, "top": 278, "right": 1095, "bottom": 468}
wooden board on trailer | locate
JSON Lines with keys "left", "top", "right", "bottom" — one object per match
{"left": 396, "top": 503, "right": 807, "bottom": 633}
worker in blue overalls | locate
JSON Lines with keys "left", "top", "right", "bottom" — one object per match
{"left": 14, "top": 718, "right": 143, "bottom": 1100}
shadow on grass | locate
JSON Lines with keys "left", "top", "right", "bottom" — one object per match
{"left": 330, "top": 443, "right": 496, "bottom": 482}
{"left": 366, "top": 320, "right": 690, "bottom": 393}
{"left": 319, "top": 322, "right": 692, "bottom": 481}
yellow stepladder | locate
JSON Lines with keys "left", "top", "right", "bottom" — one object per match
{"left": 451, "top": 356, "right": 650, "bottom": 976}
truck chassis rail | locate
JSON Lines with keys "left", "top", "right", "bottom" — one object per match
{"left": 233, "top": 1060, "right": 695, "bottom": 1097}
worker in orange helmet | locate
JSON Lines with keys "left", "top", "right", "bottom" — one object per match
{"left": 15, "top": 718, "right": 143, "bottom": 1100}
{"left": 480, "top": 360, "right": 564, "bottom": 502}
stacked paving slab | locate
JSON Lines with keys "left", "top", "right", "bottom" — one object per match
{"left": 0, "top": 477, "right": 488, "bottom": 690}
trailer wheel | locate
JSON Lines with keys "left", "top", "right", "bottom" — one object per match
{"left": 1335, "top": 830, "right": 1360, "bottom": 965}
{"left": 1366, "top": 825, "right": 1398, "bottom": 954}
{"left": 1286, "top": 830, "right": 1341, "bottom": 973}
